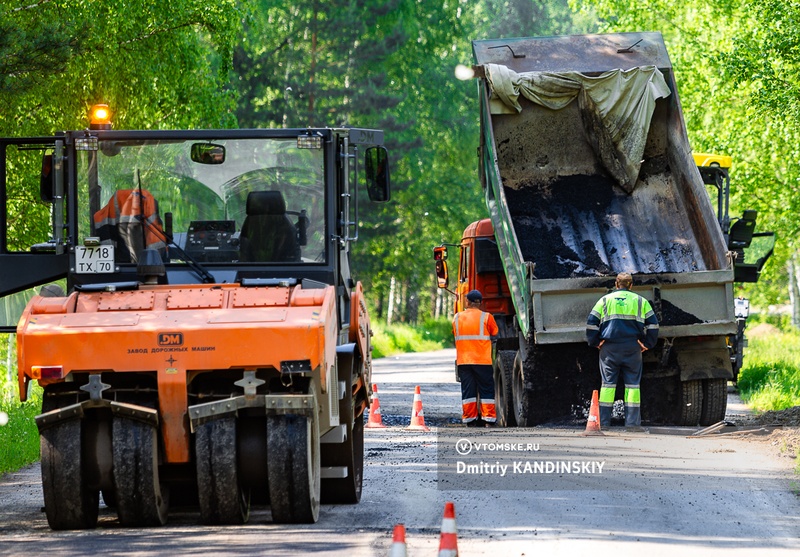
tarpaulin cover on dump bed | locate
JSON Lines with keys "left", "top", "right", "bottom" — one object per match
{"left": 484, "top": 64, "right": 671, "bottom": 193}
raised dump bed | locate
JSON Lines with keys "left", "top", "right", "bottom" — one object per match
{"left": 471, "top": 32, "right": 735, "bottom": 425}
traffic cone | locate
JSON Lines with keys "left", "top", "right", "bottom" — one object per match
{"left": 366, "top": 384, "right": 388, "bottom": 429}
{"left": 389, "top": 523, "right": 407, "bottom": 557}
{"left": 582, "top": 389, "right": 604, "bottom": 436}
{"left": 438, "top": 501, "right": 458, "bottom": 557}
{"left": 406, "top": 385, "right": 430, "bottom": 431}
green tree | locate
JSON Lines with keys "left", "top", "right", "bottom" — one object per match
{"left": 575, "top": 0, "right": 796, "bottom": 313}
{"left": 0, "top": 0, "right": 243, "bottom": 136}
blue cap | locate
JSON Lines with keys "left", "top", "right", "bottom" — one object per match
{"left": 466, "top": 290, "right": 483, "bottom": 302}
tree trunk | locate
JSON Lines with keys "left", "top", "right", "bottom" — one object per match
{"left": 789, "top": 252, "right": 800, "bottom": 329}
{"left": 387, "top": 276, "right": 396, "bottom": 325}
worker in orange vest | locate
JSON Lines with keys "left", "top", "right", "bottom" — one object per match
{"left": 94, "top": 188, "right": 167, "bottom": 263}
{"left": 452, "top": 290, "right": 499, "bottom": 427}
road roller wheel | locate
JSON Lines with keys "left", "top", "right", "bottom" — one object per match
{"left": 321, "top": 361, "right": 364, "bottom": 505}
{"left": 112, "top": 417, "right": 168, "bottom": 526}
{"left": 267, "top": 385, "right": 320, "bottom": 523}
{"left": 40, "top": 419, "right": 99, "bottom": 530}
{"left": 195, "top": 416, "right": 250, "bottom": 524}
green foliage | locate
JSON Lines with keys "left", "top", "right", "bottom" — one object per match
{"left": 747, "top": 311, "right": 794, "bottom": 332}
{"left": 738, "top": 331, "right": 800, "bottom": 411}
{"left": 574, "top": 0, "right": 798, "bottom": 308}
{"left": 0, "top": 391, "right": 41, "bottom": 475}
{"left": 0, "top": 334, "right": 41, "bottom": 474}
{"left": 0, "top": 0, "right": 243, "bottom": 136}
{"left": 371, "top": 318, "right": 453, "bottom": 358}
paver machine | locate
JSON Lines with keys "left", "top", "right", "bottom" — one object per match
{"left": 0, "top": 106, "right": 390, "bottom": 529}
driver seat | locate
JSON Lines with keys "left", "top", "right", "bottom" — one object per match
{"left": 239, "top": 191, "right": 299, "bottom": 262}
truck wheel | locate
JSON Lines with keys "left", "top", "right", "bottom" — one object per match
{"left": 494, "top": 350, "right": 517, "bottom": 427}
{"left": 700, "top": 378, "right": 728, "bottom": 426}
{"left": 267, "top": 385, "right": 321, "bottom": 523}
{"left": 321, "top": 366, "right": 364, "bottom": 504}
{"left": 512, "top": 351, "right": 537, "bottom": 427}
{"left": 678, "top": 380, "right": 703, "bottom": 426}
{"left": 41, "top": 419, "right": 99, "bottom": 530}
{"left": 112, "top": 416, "right": 168, "bottom": 526}
{"left": 195, "top": 417, "right": 250, "bottom": 524}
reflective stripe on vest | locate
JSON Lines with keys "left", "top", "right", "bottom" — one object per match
{"left": 454, "top": 311, "right": 490, "bottom": 342}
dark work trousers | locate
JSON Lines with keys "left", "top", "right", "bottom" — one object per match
{"left": 458, "top": 364, "right": 496, "bottom": 423}
{"left": 598, "top": 341, "right": 642, "bottom": 427}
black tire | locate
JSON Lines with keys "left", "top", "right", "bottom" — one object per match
{"left": 321, "top": 363, "right": 364, "bottom": 504}
{"left": 40, "top": 419, "right": 99, "bottom": 530}
{"left": 678, "top": 380, "right": 703, "bottom": 426}
{"left": 700, "top": 378, "right": 728, "bottom": 426}
{"left": 267, "top": 385, "right": 321, "bottom": 523}
{"left": 494, "top": 350, "right": 517, "bottom": 427}
{"left": 112, "top": 417, "right": 168, "bottom": 526}
{"left": 512, "top": 351, "right": 537, "bottom": 427}
{"left": 195, "top": 417, "right": 250, "bottom": 524}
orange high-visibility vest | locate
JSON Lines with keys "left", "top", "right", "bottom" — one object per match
{"left": 452, "top": 308, "right": 498, "bottom": 365}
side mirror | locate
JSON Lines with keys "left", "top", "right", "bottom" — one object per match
{"left": 40, "top": 154, "right": 54, "bottom": 202}
{"left": 433, "top": 246, "right": 449, "bottom": 289}
{"left": 365, "top": 146, "right": 390, "bottom": 202}
{"left": 191, "top": 143, "right": 226, "bottom": 165}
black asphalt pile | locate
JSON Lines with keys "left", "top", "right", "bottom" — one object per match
{"left": 505, "top": 175, "right": 614, "bottom": 279}
{"left": 504, "top": 173, "right": 702, "bottom": 279}
{"left": 754, "top": 405, "right": 800, "bottom": 426}
{"left": 659, "top": 299, "right": 703, "bottom": 326}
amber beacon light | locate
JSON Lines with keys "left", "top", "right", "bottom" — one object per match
{"left": 89, "top": 104, "right": 112, "bottom": 130}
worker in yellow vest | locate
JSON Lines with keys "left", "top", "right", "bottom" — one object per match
{"left": 586, "top": 272, "right": 659, "bottom": 430}
{"left": 452, "top": 290, "right": 499, "bottom": 427}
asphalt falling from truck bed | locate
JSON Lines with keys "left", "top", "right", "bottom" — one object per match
{"left": 504, "top": 174, "right": 703, "bottom": 279}
{"left": 506, "top": 175, "right": 613, "bottom": 279}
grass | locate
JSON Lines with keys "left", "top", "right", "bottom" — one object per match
{"left": 737, "top": 331, "right": 800, "bottom": 412}
{"left": 0, "top": 385, "right": 42, "bottom": 475}
{"left": 371, "top": 318, "right": 454, "bottom": 358}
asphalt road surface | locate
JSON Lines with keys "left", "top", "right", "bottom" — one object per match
{"left": 1, "top": 349, "right": 799, "bottom": 556}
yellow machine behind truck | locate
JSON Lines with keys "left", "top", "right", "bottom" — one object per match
{"left": 0, "top": 107, "right": 390, "bottom": 529}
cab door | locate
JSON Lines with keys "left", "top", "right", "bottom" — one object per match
{"left": 0, "top": 137, "right": 69, "bottom": 332}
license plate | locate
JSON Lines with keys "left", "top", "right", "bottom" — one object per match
{"left": 75, "top": 245, "right": 115, "bottom": 274}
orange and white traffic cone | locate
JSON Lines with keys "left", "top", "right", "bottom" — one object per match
{"left": 366, "top": 384, "right": 388, "bottom": 429}
{"left": 438, "top": 501, "right": 458, "bottom": 557}
{"left": 406, "top": 385, "right": 430, "bottom": 432}
{"left": 389, "top": 523, "right": 407, "bottom": 557}
{"left": 582, "top": 389, "right": 604, "bottom": 436}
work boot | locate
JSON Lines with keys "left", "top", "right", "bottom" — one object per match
{"left": 484, "top": 421, "right": 497, "bottom": 428}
